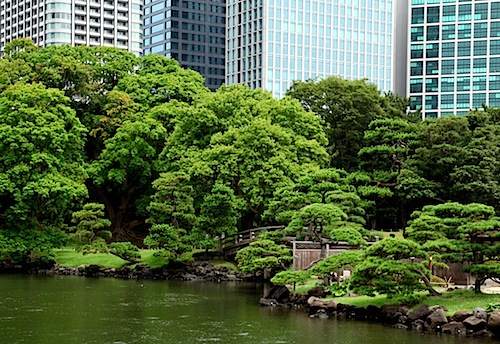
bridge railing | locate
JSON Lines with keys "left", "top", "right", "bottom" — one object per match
{"left": 220, "top": 225, "right": 285, "bottom": 255}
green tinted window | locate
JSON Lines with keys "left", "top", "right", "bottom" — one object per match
{"left": 491, "top": 57, "right": 500, "bottom": 72}
{"left": 427, "top": 26, "right": 439, "bottom": 41}
{"left": 473, "top": 93, "right": 486, "bottom": 108}
{"left": 458, "top": 24, "right": 471, "bottom": 39}
{"left": 411, "top": 61, "right": 424, "bottom": 76}
{"left": 411, "top": 26, "right": 424, "bottom": 41}
{"left": 475, "top": 3, "right": 488, "bottom": 20}
{"left": 426, "top": 78, "right": 438, "bottom": 92}
{"left": 426, "top": 43, "right": 439, "bottom": 58}
{"left": 458, "top": 4, "right": 472, "bottom": 21}
{"left": 474, "top": 22, "right": 488, "bottom": 38}
{"left": 441, "top": 60, "right": 455, "bottom": 74}
{"left": 458, "top": 41, "right": 471, "bottom": 56}
{"left": 457, "top": 59, "right": 470, "bottom": 74}
{"left": 473, "top": 58, "right": 487, "bottom": 73}
{"left": 492, "top": 3, "right": 500, "bottom": 20}
{"left": 491, "top": 22, "right": 500, "bottom": 38}
{"left": 426, "top": 61, "right": 439, "bottom": 75}
{"left": 427, "top": 7, "right": 440, "bottom": 23}
{"left": 473, "top": 76, "right": 487, "bottom": 91}
{"left": 442, "top": 42, "right": 455, "bottom": 57}
{"left": 456, "top": 94, "right": 470, "bottom": 109}
{"left": 457, "top": 77, "right": 470, "bottom": 91}
{"left": 425, "top": 95, "right": 438, "bottom": 110}
{"left": 412, "top": 8, "right": 424, "bottom": 24}
{"left": 490, "top": 75, "right": 500, "bottom": 90}
{"left": 443, "top": 5, "right": 456, "bottom": 22}
{"left": 491, "top": 40, "right": 500, "bottom": 55}
{"left": 474, "top": 40, "right": 487, "bottom": 56}
{"left": 441, "top": 94, "right": 455, "bottom": 109}
{"left": 410, "top": 96, "right": 422, "bottom": 111}
{"left": 410, "top": 78, "right": 423, "bottom": 93}
{"left": 411, "top": 44, "right": 424, "bottom": 59}
{"left": 441, "top": 77, "right": 455, "bottom": 92}
{"left": 442, "top": 24, "right": 455, "bottom": 40}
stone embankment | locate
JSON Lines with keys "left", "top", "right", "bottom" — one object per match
{"left": 0, "top": 261, "right": 243, "bottom": 282}
{"left": 259, "top": 286, "right": 500, "bottom": 339}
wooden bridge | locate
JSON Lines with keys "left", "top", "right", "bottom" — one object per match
{"left": 220, "top": 225, "right": 285, "bottom": 257}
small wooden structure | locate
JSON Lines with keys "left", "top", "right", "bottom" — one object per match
{"left": 292, "top": 241, "right": 360, "bottom": 270}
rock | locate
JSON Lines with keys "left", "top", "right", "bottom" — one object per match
{"left": 442, "top": 322, "right": 466, "bottom": 335}
{"left": 408, "top": 305, "right": 431, "bottom": 321}
{"left": 473, "top": 307, "right": 488, "bottom": 320}
{"left": 428, "top": 305, "right": 448, "bottom": 313}
{"left": 365, "top": 305, "right": 382, "bottom": 320}
{"left": 487, "top": 310, "right": 500, "bottom": 336}
{"left": 392, "top": 323, "right": 408, "bottom": 330}
{"left": 307, "top": 286, "right": 328, "bottom": 298}
{"left": 451, "top": 310, "right": 473, "bottom": 323}
{"left": 410, "top": 319, "right": 425, "bottom": 331}
{"left": 463, "top": 315, "right": 487, "bottom": 332}
{"left": 425, "top": 308, "right": 448, "bottom": 331}
{"left": 380, "top": 305, "right": 408, "bottom": 324}
{"left": 310, "top": 309, "right": 329, "bottom": 319}
{"left": 471, "top": 329, "right": 494, "bottom": 338}
{"left": 265, "top": 286, "right": 290, "bottom": 303}
{"left": 307, "top": 296, "right": 322, "bottom": 306}
{"left": 258, "top": 298, "right": 280, "bottom": 307}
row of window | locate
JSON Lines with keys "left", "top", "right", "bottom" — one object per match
{"left": 411, "top": 40, "right": 496, "bottom": 59}
{"left": 410, "top": 76, "right": 500, "bottom": 93}
{"left": 411, "top": 57, "right": 500, "bottom": 76}
{"left": 411, "top": 2, "right": 500, "bottom": 24}
{"left": 411, "top": 22, "right": 498, "bottom": 41}
{"left": 410, "top": 93, "right": 500, "bottom": 112}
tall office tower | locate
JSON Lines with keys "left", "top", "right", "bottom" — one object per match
{"left": 226, "top": 0, "right": 408, "bottom": 99}
{"left": 143, "top": 0, "right": 226, "bottom": 91}
{"left": 0, "top": 0, "right": 143, "bottom": 55}
{"left": 408, "top": 0, "right": 500, "bottom": 119}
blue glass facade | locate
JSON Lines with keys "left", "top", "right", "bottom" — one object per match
{"left": 227, "top": 0, "right": 404, "bottom": 99}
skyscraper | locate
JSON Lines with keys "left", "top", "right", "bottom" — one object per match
{"left": 408, "top": 0, "right": 500, "bottom": 118}
{"left": 226, "top": 0, "right": 408, "bottom": 98}
{"left": 143, "top": 0, "right": 226, "bottom": 91}
{"left": 0, "top": 0, "right": 143, "bottom": 55}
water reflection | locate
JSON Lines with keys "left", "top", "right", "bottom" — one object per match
{"left": 0, "top": 275, "right": 496, "bottom": 344}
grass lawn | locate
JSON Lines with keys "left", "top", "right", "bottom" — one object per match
{"left": 53, "top": 249, "right": 128, "bottom": 269}
{"left": 335, "top": 289, "right": 498, "bottom": 315}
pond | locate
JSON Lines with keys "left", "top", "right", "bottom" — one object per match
{"left": 0, "top": 274, "right": 495, "bottom": 344}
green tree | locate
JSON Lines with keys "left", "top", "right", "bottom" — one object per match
{"left": 350, "top": 238, "right": 437, "bottom": 296}
{"left": 271, "top": 270, "right": 310, "bottom": 296}
{"left": 161, "top": 85, "right": 328, "bottom": 232}
{"left": 287, "top": 76, "right": 393, "bottom": 170}
{"left": 235, "top": 237, "right": 292, "bottom": 275}
{"left": 0, "top": 83, "right": 87, "bottom": 262}
{"left": 311, "top": 250, "right": 363, "bottom": 288}
{"left": 69, "top": 203, "right": 112, "bottom": 245}
{"left": 406, "top": 202, "right": 500, "bottom": 293}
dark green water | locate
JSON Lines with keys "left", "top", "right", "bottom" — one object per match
{"left": 0, "top": 275, "right": 496, "bottom": 344}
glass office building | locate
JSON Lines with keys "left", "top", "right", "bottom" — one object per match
{"left": 226, "top": 0, "right": 408, "bottom": 99}
{"left": 143, "top": 0, "right": 226, "bottom": 91}
{"left": 0, "top": 0, "right": 143, "bottom": 55}
{"left": 409, "top": 0, "right": 500, "bottom": 118}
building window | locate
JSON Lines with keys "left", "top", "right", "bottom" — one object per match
{"left": 425, "top": 78, "right": 438, "bottom": 92}
{"left": 458, "top": 4, "right": 472, "bottom": 21}
{"left": 457, "top": 77, "right": 470, "bottom": 92}
{"left": 426, "top": 43, "right": 439, "bottom": 58}
{"left": 457, "top": 24, "right": 471, "bottom": 39}
{"left": 472, "top": 76, "right": 487, "bottom": 91}
{"left": 474, "top": 22, "right": 488, "bottom": 38}
{"left": 411, "top": 7, "right": 424, "bottom": 24}
{"left": 410, "top": 78, "right": 423, "bottom": 93}
{"left": 442, "top": 60, "right": 455, "bottom": 75}
{"left": 427, "top": 7, "right": 440, "bottom": 23}
{"left": 475, "top": 3, "right": 488, "bottom": 20}
{"left": 490, "top": 75, "right": 500, "bottom": 90}
{"left": 491, "top": 40, "right": 500, "bottom": 55}
{"left": 443, "top": 5, "right": 456, "bottom": 22}
{"left": 491, "top": 21, "right": 500, "bottom": 38}
{"left": 441, "top": 94, "right": 455, "bottom": 109}
{"left": 442, "top": 42, "right": 455, "bottom": 57}
{"left": 410, "top": 95, "right": 422, "bottom": 111}
{"left": 457, "top": 59, "right": 471, "bottom": 74}
{"left": 457, "top": 94, "right": 470, "bottom": 109}
{"left": 473, "top": 93, "right": 486, "bottom": 108}
{"left": 411, "top": 26, "right": 424, "bottom": 41}
{"left": 442, "top": 24, "right": 455, "bottom": 40}
{"left": 473, "top": 58, "right": 487, "bottom": 73}
{"left": 441, "top": 77, "right": 455, "bottom": 92}
{"left": 492, "top": 2, "right": 500, "bottom": 20}
{"left": 425, "top": 95, "right": 438, "bottom": 110}
{"left": 457, "top": 41, "right": 471, "bottom": 57}
{"left": 411, "top": 44, "right": 424, "bottom": 59}
{"left": 474, "top": 40, "right": 488, "bottom": 56}
{"left": 426, "top": 61, "right": 439, "bottom": 75}
{"left": 427, "top": 26, "right": 439, "bottom": 41}
{"left": 411, "top": 61, "right": 423, "bottom": 76}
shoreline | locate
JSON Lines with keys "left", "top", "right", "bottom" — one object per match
{"left": 2, "top": 262, "right": 499, "bottom": 340}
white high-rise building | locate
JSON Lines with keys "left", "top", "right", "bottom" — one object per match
{"left": 408, "top": 0, "right": 500, "bottom": 119}
{"left": 0, "top": 0, "right": 143, "bottom": 55}
{"left": 226, "top": 0, "right": 409, "bottom": 99}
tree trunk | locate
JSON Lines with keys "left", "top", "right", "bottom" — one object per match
{"left": 416, "top": 268, "right": 441, "bottom": 296}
